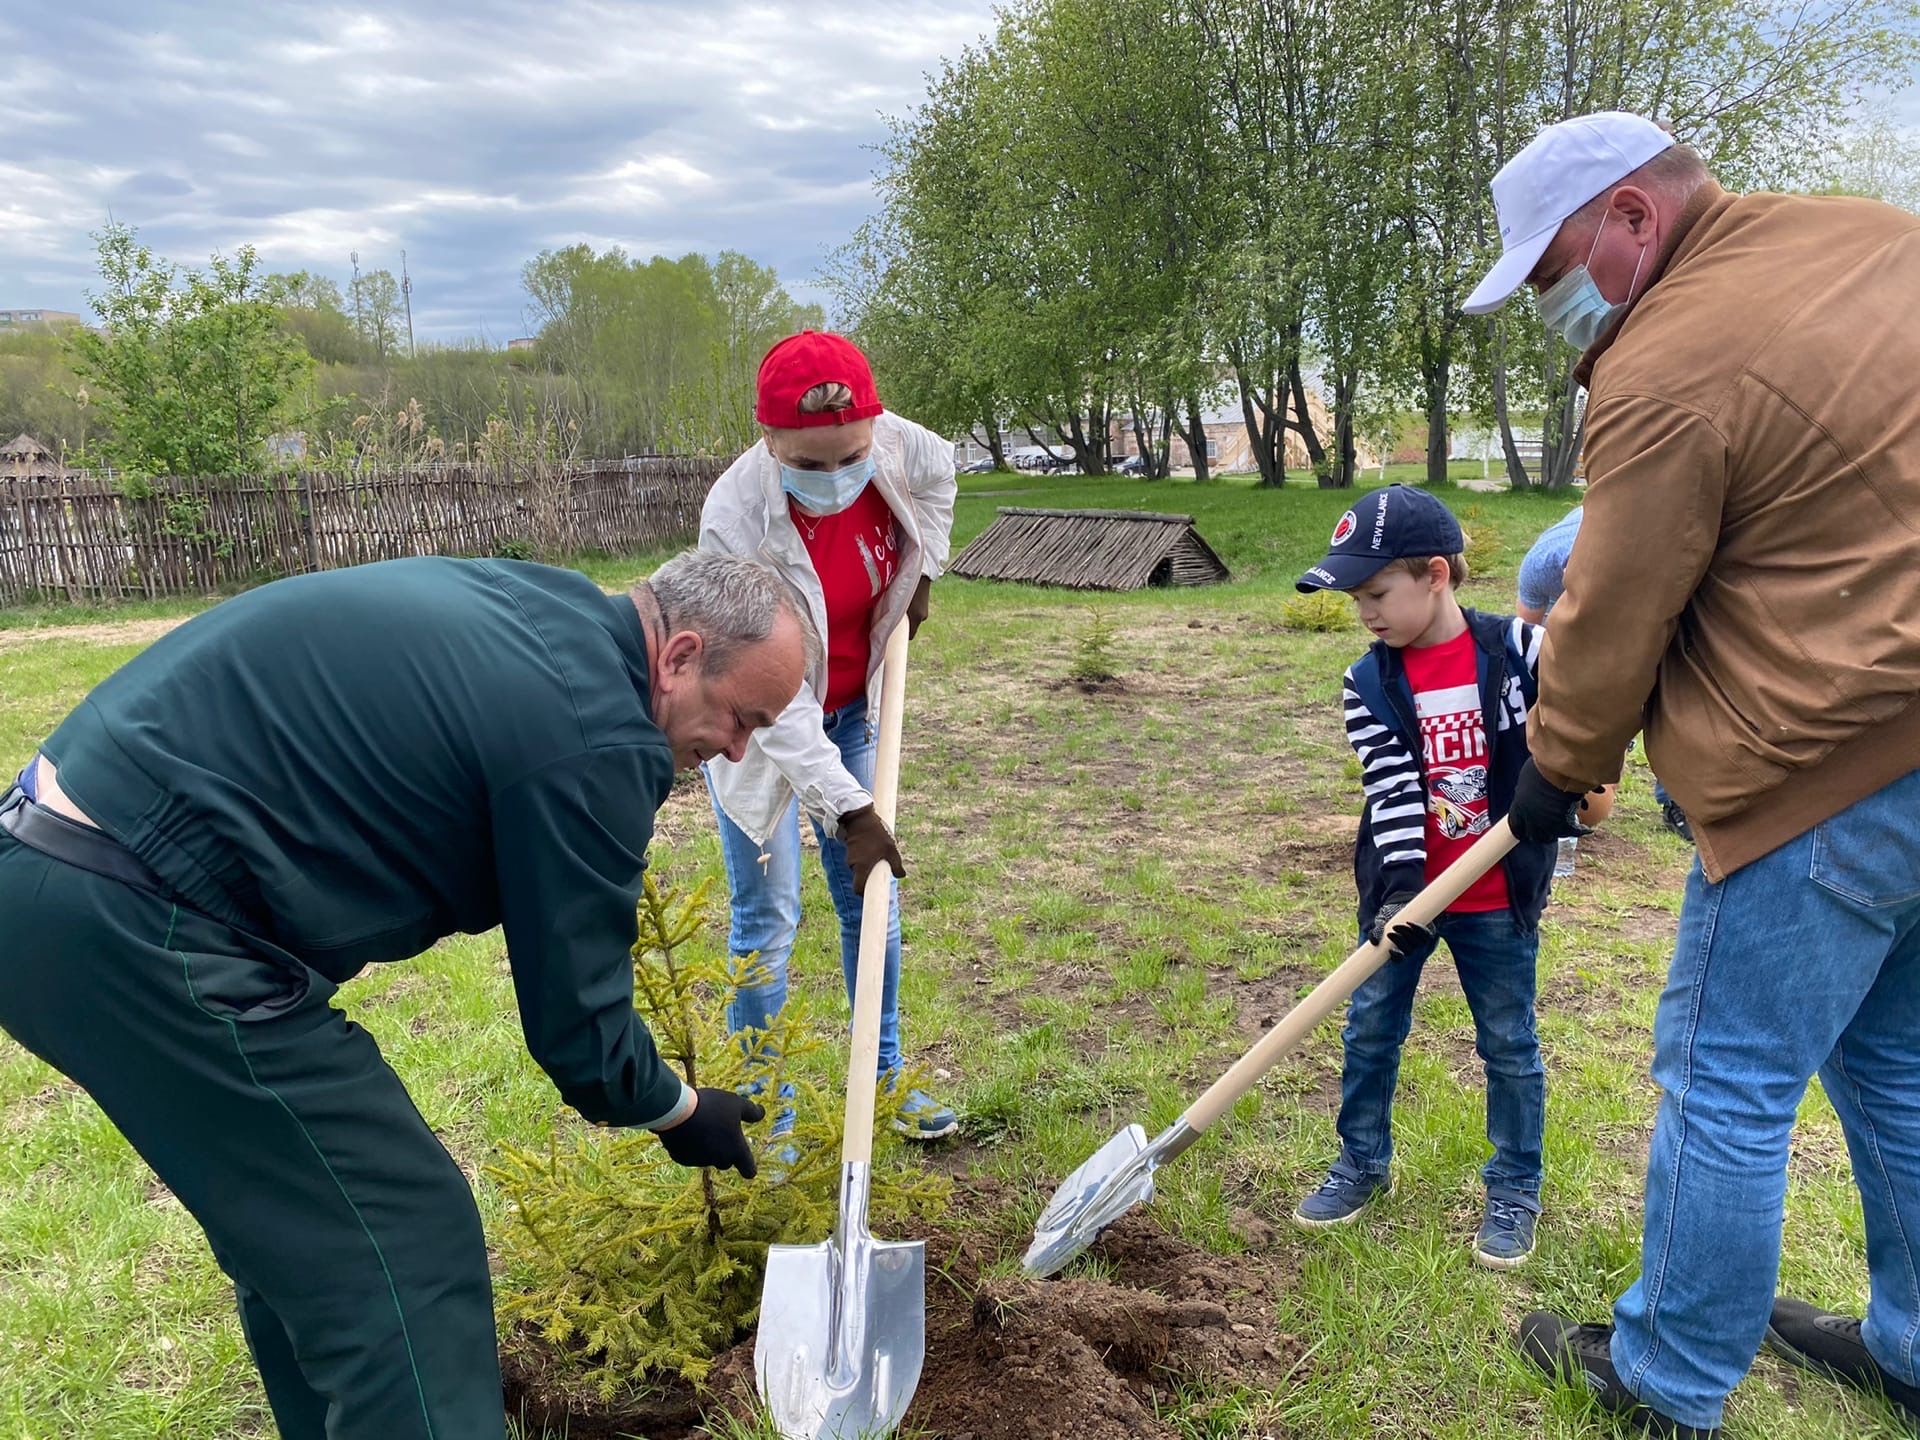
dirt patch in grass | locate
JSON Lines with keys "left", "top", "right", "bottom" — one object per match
{"left": 499, "top": 1204, "right": 1301, "bottom": 1440}
{"left": 1260, "top": 833, "right": 1354, "bottom": 878}
{"left": 1045, "top": 674, "right": 1130, "bottom": 698}
{"left": 1225, "top": 964, "right": 1325, "bottom": 1036}
{"left": 0, "top": 618, "right": 188, "bottom": 652}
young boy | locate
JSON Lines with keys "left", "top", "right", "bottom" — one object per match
{"left": 1293, "top": 484, "right": 1555, "bottom": 1268}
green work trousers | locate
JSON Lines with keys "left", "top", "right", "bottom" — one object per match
{"left": 0, "top": 830, "right": 506, "bottom": 1439}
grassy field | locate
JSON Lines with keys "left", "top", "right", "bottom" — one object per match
{"left": 0, "top": 467, "right": 1902, "bottom": 1438}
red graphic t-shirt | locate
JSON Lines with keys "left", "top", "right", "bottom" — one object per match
{"left": 1399, "top": 628, "right": 1510, "bottom": 914}
{"left": 793, "top": 483, "right": 900, "bottom": 712}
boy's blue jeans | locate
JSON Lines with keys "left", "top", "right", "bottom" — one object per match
{"left": 1609, "top": 765, "right": 1920, "bottom": 1431}
{"left": 704, "top": 698, "right": 903, "bottom": 1076}
{"left": 1335, "top": 907, "right": 1545, "bottom": 1208}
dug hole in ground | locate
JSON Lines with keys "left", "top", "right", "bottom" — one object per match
{"left": 501, "top": 1176, "right": 1304, "bottom": 1440}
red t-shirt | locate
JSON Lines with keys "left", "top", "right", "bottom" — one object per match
{"left": 1399, "top": 628, "right": 1510, "bottom": 914}
{"left": 793, "top": 485, "right": 900, "bottom": 713}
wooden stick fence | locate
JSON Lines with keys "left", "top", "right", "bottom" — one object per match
{"left": 0, "top": 458, "right": 726, "bottom": 604}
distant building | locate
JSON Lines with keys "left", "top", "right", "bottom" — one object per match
{"left": 1108, "top": 394, "right": 1376, "bottom": 473}
{"left": 0, "top": 308, "right": 83, "bottom": 330}
{"left": 507, "top": 336, "right": 537, "bottom": 351}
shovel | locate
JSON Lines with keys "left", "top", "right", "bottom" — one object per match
{"left": 758, "top": 619, "right": 926, "bottom": 1440}
{"left": 1023, "top": 817, "right": 1520, "bottom": 1277}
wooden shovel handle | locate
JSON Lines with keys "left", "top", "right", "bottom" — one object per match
{"left": 1181, "top": 819, "right": 1520, "bottom": 1134}
{"left": 840, "top": 620, "right": 911, "bottom": 1167}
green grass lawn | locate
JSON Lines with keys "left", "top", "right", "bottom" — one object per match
{"left": 0, "top": 469, "right": 1902, "bottom": 1438}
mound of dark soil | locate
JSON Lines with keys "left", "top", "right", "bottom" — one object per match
{"left": 503, "top": 1205, "right": 1303, "bottom": 1439}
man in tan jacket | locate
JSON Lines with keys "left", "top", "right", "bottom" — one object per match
{"left": 1464, "top": 111, "right": 1920, "bottom": 1438}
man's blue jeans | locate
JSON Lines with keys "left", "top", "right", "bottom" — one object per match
{"left": 1610, "top": 764, "right": 1920, "bottom": 1430}
{"left": 705, "top": 698, "right": 903, "bottom": 1076}
{"left": 1335, "top": 907, "right": 1545, "bottom": 1207}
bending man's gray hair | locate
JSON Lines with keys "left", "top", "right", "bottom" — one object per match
{"left": 646, "top": 549, "right": 820, "bottom": 677}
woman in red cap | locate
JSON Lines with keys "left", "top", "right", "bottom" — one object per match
{"left": 700, "top": 329, "right": 958, "bottom": 1149}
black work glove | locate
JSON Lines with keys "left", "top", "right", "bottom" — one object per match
{"left": 1508, "top": 757, "right": 1595, "bottom": 844}
{"left": 654, "top": 1088, "right": 766, "bottom": 1179}
{"left": 1368, "top": 893, "right": 1436, "bottom": 960}
{"left": 839, "top": 804, "right": 905, "bottom": 894}
{"left": 906, "top": 574, "right": 933, "bottom": 640}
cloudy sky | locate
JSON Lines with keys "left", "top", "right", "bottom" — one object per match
{"left": 0, "top": 1, "right": 1001, "bottom": 342}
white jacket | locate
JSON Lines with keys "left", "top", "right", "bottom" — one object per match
{"left": 700, "top": 411, "right": 957, "bottom": 846}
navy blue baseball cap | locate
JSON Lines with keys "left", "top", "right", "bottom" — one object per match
{"left": 1295, "top": 484, "right": 1465, "bottom": 592}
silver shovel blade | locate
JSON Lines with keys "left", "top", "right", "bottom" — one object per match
{"left": 758, "top": 1168, "right": 926, "bottom": 1439}
{"left": 1021, "top": 1122, "right": 1157, "bottom": 1278}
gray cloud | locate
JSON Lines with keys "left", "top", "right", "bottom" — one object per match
{"left": 0, "top": 1, "right": 997, "bottom": 340}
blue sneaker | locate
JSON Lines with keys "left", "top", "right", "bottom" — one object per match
{"left": 1474, "top": 1196, "right": 1538, "bottom": 1269}
{"left": 884, "top": 1073, "right": 958, "bottom": 1140}
{"left": 1291, "top": 1164, "right": 1391, "bottom": 1228}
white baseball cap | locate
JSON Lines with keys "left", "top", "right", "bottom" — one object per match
{"left": 1463, "top": 111, "right": 1675, "bottom": 315}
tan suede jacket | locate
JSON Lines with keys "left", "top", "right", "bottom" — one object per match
{"left": 1531, "top": 182, "right": 1920, "bottom": 880}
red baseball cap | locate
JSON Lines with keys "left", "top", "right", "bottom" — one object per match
{"left": 754, "top": 330, "right": 885, "bottom": 429}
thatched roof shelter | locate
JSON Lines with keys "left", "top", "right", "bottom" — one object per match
{"left": 1, "top": 434, "right": 72, "bottom": 480}
{"left": 950, "top": 507, "right": 1229, "bottom": 590}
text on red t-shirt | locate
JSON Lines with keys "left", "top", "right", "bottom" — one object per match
{"left": 793, "top": 484, "right": 900, "bottom": 712}
{"left": 1398, "top": 627, "right": 1510, "bottom": 914}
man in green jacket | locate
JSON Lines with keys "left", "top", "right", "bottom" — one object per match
{"left": 0, "top": 549, "right": 810, "bottom": 1440}
{"left": 1466, "top": 111, "right": 1920, "bottom": 1437}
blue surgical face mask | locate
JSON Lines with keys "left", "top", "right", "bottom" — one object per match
{"left": 779, "top": 454, "right": 874, "bottom": 515}
{"left": 1538, "top": 211, "right": 1647, "bottom": 353}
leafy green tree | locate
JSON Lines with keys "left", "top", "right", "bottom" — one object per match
{"left": 67, "top": 223, "right": 314, "bottom": 478}
{"left": 266, "top": 270, "right": 363, "bottom": 365}
{"left": 0, "top": 327, "right": 90, "bottom": 456}
{"left": 520, "top": 245, "right": 817, "bottom": 457}
{"left": 350, "top": 268, "right": 404, "bottom": 360}
{"left": 1811, "top": 109, "right": 1920, "bottom": 211}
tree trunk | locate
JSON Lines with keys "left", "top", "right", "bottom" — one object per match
{"left": 1227, "top": 344, "right": 1283, "bottom": 487}
{"left": 1286, "top": 356, "right": 1327, "bottom": 479}
{"left": 1490, "top": 317, "right": 1535, "bottom": 491}
{"left": 1063, "top": 408, "right": 1109, "bottom": 477}
{"left": 1182, "top": 393, "right": 1211, "bottom": 484}
{"left": 1424, "top": 354, "right": 1451, "bottom": 486}
{"left": 1129, "top": 402, "right": 1155, "bottom": 477}
{"left": 1543, "top": 366, "right": 1584, "bottom": 489}
{"left": 1324, "top": 368, "right": 1359, "bottom": 489}
{"left": 1150, "top": 400, "right": 1173, "bottom": 479}
{"left": 975, "top": 415, "right": 1007, "bottom": 470}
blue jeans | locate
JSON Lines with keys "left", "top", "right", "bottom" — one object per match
{"left": 1335, "top": 908, "right": 1545, "bottom": 1206}
{"left": 1611, "top": 764, "right": 1920, "bottom": 1430}
{"left": 705, "top": 698, "right": 903, "bottom": 1076}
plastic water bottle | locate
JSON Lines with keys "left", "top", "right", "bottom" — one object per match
{"left": 1554, "top": 835, "right": 1578, "bottom": 879}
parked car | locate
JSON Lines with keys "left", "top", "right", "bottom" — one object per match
{"left": 1116, "top": 455, "right": 1148, "bottom": 476}
{"left": 959, "top": 458, "right": 998, "bottom": 473}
